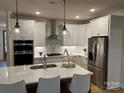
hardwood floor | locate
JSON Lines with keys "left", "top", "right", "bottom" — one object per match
{"left": 91, "top": 84, "right": 124, "bottom": 93}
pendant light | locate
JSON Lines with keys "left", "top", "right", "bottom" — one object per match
{"left": 14, "top": 0, "right": 20, "bottom": 33}
{"left": 63, "top": 0, "right": 68, "bottom": 35}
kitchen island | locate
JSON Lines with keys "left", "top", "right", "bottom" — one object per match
{"left": 0, "top": 62, "right": 92, "bottom": 93}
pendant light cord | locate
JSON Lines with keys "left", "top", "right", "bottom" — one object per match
{"left": 16, "top": 0, "right": 18, "bottom": 23}
{"left": 64, "top": 0, "right": 66, "bottom": 25}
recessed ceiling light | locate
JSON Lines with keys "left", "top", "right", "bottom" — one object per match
{"left": 90, "top": 9, "right": 95, "bottom": 12}
{"left": 76, "top": 16, "right": 80, "bottom": 19}
{"left": 36, "top": 12, "right": 40, "bottom": 15}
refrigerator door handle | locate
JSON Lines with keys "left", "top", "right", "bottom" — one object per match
{"left": 95, "top": 43, "right": 97, "bottom": 61}
{"left": 92, "top": 42, "right": 97, "bottom": 61}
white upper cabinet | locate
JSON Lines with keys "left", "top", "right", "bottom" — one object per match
{"left": 11, "top": 19, "right": 34, "bottom": 40}
{"left": 11, "top": 19, "right": 23, "bottom": 39}
{"left": 84, "top": 24, "right": 92, "bottom": 47}
{"left": 90, "top": 16, "right": 109, "bottom": 36}
{"left": 11, "top": 19, "right": 46, "bottom": 46}
{"left": 63, "top": 24, "right": 86, "bottom": 47}
{"left": 33, "top": 21, "right": 46, "bottom": 47}
{"left": 63, "top": 24, "right": 80, "bottom": 46}
{"left": 70, "top": 24, "right": 80, "bottom": 46}
{"left": 22, "top": 20, "right": 34, "bottom": 40}
{"left": 78, "top": 25, "right": 86, "bottom": 46}
{"left": 63, "top": 16, "right": 110, "bottom": 47}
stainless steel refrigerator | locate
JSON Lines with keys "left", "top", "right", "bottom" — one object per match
{"left": 88, "top": 36, "right": 108, "bottom": 89}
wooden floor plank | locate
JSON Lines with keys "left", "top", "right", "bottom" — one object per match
{"left": 91, "top": 84, "right": 124, "bottom": 93}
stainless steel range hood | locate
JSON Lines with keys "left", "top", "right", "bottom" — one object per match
{"left": 47, "top": 19, "right": 58, "bottom": 40}
{"left": 46, "top": 19, "right": 62, "bottom": 53}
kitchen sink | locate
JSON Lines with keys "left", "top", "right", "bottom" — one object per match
{"left": 47, "top": 53, "right": 62, "bottom": 56}
{"left": 30, "top": 64, "right": 57, "bottom": 69}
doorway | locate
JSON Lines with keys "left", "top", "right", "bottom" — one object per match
{"left": 0, "top": 11, "right": 8, "bottom": 67}
{"left": 3, "top": 30, "right": 7, "bottom": 61}
{"left": 0, "top": 29, "right": 7, "bottom": 67}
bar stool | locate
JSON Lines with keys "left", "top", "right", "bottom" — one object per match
{"left": 37, "top": 76, "right": 60, "bottom": 93}
{"left": 69, "top": 74, "right": 91, "bottom": 93}
{"left": 0, "top": 80, "right": 27, "bottom": 93}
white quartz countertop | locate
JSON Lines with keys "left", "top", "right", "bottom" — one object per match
{"left": 70, "top": 53, "right": 87, "bottom": 58}
{"left": 35, "top": 53, "right": 87, "bottom": 59}
{"left": 0, "top": 63, "right": 92, "bottom": 85}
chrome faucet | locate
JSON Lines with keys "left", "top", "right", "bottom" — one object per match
{"left": 63, "top": 48, "right": 69, "bottom": 56}
{"left": 43, "top": 54, "right": 47, "bottom": 69}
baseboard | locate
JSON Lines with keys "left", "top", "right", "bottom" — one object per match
{"left": 107, "top": 82, "right": 121, "bottom": 89}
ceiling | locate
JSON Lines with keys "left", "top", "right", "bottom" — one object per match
{"left": 0, "top": 0, "right": 124, "bottom": 21}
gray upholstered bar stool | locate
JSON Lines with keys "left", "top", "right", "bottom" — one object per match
{"left": 68, "top": 74, "right": 91, "bottom": 93}
{"left": 37, "top": 75, "right": 60, "bottom": 93}
{"left": 0, "top": 80, "right": 27, "bottom": 93}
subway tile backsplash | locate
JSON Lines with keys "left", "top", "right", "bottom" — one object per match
{"left": 34, "top": 46, "right": 87, "bottom": 58}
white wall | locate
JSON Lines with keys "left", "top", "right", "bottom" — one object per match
{"left": 107, "top": 15, "right": 124, "bottom": 89}
{"left": 121, "top": 24, "right": 124, "bottom": 88}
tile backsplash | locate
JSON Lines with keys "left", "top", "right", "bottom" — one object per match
{"left": 34, "top": 46, "right": 87, "bottom": 58}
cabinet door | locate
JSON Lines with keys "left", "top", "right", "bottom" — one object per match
{"left": 71, "top": 25, "right": 80, "bottom": 45}
{"left": 73, "top": 24, "right": 89, "bottom": 47}
{"left": 34, "top": 21, "right": 46, "bottom": 47}
{"left": 90, "top": 20, "right": 98, "bottom": 36}
{"left": 11, "top": 19, "right": 34, "bottom": 40}
{"left": 78, "top": 25, "right": 86, "bottom": 46}
{"left": 63, "top": 24, "right": 81, "bottom": 46}
{"left": 85, "top": 23, "right": 92, "bottom": 47}
{"left": 63, "top": 24, "right": 87, "bottom": 46}
{"left": 90, "top": 16, "right": 109, "bottom": 36}
{"left": 97, "top": 16, "right": 109, "bottom": 36}
{"left": 63, "top": 24, "right": 73, "bottom": 46}
{"left": 11, "top": 19, "right": 24, "bottom": 39}
{"left": 23, "top": 20, "right": 34, "bottom": 40}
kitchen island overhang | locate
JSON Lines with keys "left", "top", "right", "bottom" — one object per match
{"left": 0, "top": 62, "right": 92, "bottom": 85}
